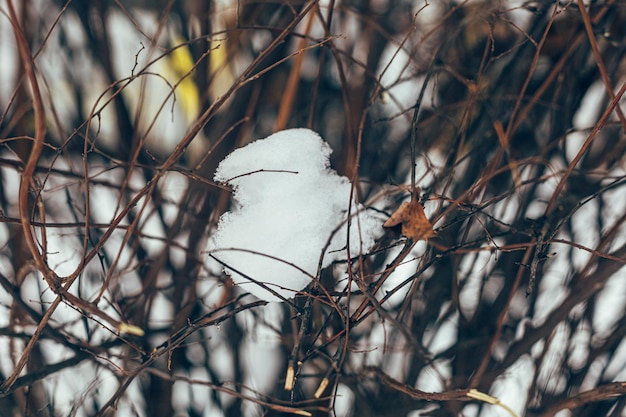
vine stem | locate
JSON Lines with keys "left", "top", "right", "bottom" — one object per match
{"left": 3, "top": 0, "right": 59, "bottom": 393}
{"left": 9, "top": 0, "right": 54, "bottom": 285}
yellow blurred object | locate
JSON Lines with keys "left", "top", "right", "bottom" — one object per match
{"left": 208, "top": 37, "right": 235, "bottom": 100}
{"left": 117, "top": 322, "right": 145, "bottom": 336}
{"left": 167, "top": 35, "right": 201, "bottom": 122}
{"left": 149, "top": 32, "right": 209, "bottom": 166}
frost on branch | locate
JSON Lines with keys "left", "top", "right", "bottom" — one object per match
{"left": 209, "top": 128, "right": 382, "bottom": 302}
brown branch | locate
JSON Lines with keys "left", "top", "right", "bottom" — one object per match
{"left": 537, "top": 381, "right": 626, "bottom": 417}
{"left": 8, "top": 1, "right": 55, "bottom": 285}
{"left": 468, "top": 244, "right": 534, "bottom": 387}
{"left": 545, "top": 81, "right": 626, "bottom": 215}
{"left": 577, "top": 0, "right": 626, "bottom": 132}
{"left": 275, "top": 4, "right": 316, "bottom": 131}
{"left": 3, "top": 0, "right": 64, "bottom": 394}
{"left": 363, "top": 366, "right": 470, "bottom": 401}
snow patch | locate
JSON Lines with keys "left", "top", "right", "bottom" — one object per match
{"left": 209, "top": 128, "right": 382, "bottom": 302}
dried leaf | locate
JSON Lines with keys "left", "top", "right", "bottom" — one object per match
{"left": 383, "top": 200, "right": 435, "bottom": 241}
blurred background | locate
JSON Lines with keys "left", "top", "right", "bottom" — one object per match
{"left": 1, "top": 0, "right": 626, "bottom": 416}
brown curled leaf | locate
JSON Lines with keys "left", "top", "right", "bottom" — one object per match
{"left": 383, "top": 200, "right": 435, "bottom": 241}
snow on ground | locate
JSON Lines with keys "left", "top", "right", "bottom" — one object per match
{"left": 208, "top": 128, "right": 382, "bottom": 302}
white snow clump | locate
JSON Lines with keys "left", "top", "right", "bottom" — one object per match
{"left": 209, "top": 128, "right": 381, "bottom": 302}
